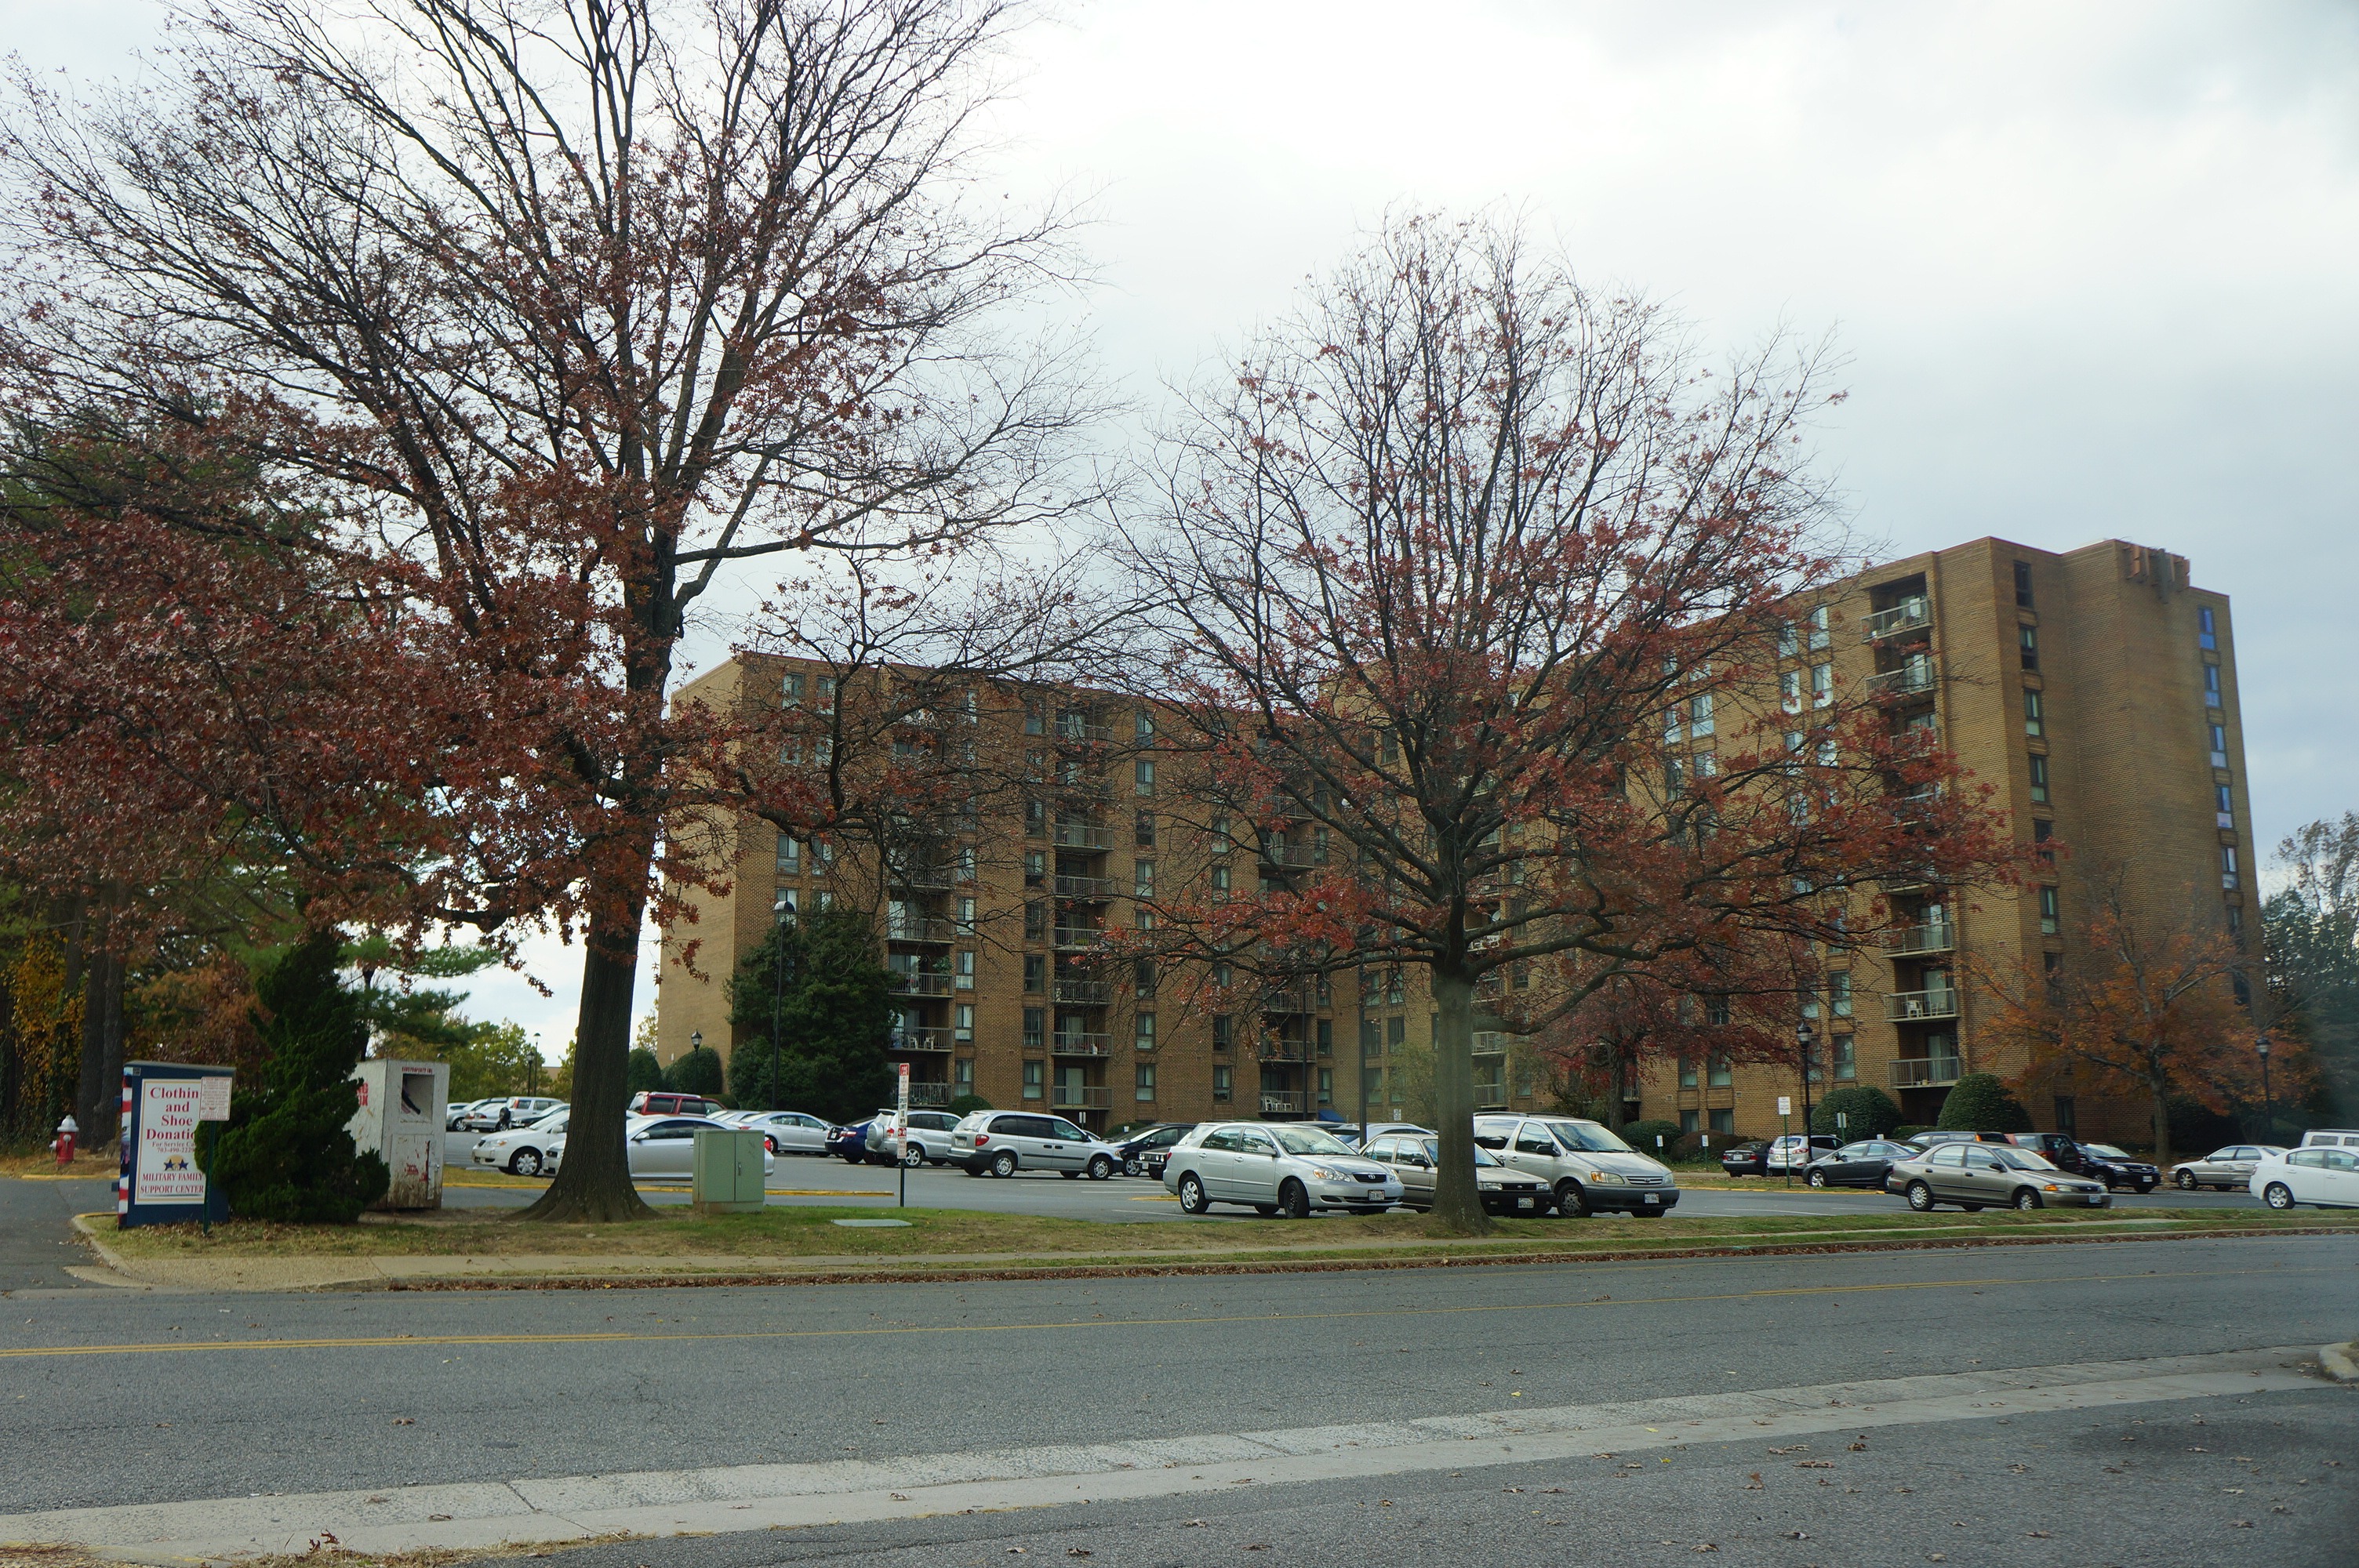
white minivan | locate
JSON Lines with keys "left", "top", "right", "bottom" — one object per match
{"left": 1473, "top": 1113, "right": 1681, "bottom": 1217}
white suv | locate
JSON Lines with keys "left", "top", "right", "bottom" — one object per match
{"left": 950, "top": 1111, "right": 1120, "bottom": 1179}
{"left": 1472, "top": 1113, "right": 1681, "bottom": 1218}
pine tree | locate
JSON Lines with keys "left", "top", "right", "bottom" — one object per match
{"left": 725, "top": 910, "right": 893, "bottom": 1124}
{"left": 203, "top": 929, "right": 388, "bottom": 1222}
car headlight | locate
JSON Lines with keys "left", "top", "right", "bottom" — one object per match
{"left": 1308, "top": 1166, "right": 1349, "bottom": 1182}
{"left": 1586, "top": 1168, "right": 1626, "bottom": 1184}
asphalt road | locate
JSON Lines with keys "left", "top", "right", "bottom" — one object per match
{"left": 2, "top": 1233, "right": 2353, "bottom": 1565}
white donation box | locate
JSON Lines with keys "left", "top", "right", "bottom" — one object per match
{"left": 347, "top": 1058, "right": 449, "bottom": 1210}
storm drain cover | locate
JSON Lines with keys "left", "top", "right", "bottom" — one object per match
{"left": 830, "top": 1218, "right": 913, "bottom": 1228}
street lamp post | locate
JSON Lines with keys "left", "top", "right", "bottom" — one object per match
{"left": 771, "top": 896, "right": 795, "bottom": 1114}
{"left": 2256, "top": 1032, "right": 2273, "bottom": 1144}
{"left": 1796, "top": 1021, "right": 1817, "bottom": 1187}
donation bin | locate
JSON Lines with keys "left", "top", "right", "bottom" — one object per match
{"left": 692, "top": 1128, "right": 766, "bottom": 1215}
{"left": 348, "top": 1058, "right": 449, "bottom": 1210}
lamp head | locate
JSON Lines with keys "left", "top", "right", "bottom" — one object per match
{"left": 690, "top": 1030, "right": 703, "bottom": 1051}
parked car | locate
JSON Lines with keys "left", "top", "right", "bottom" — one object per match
{"left": 447, "top": 1097, "right": 503, "bottom": 1133}
{"left": 628, "top": 1091, "right": 724, "bottom": 1117}
{"left": 1719, "top": 1141, "right": 1770, "bottom": 1178}
{"left": 1162, "top": 1121, "right": 1402, "bottom": 1217}
{"left": 1889, "top": 1141, "right": 2110, "bottom": 1211}
{"left": 1108, "top": 1122, "right": 1197, "bottom": 1178}
{"left": 2168, "top": 1144, "right": 2287, "bottom": 1191}
{"left": 471, "top": 1110, "right": 569, "bottom": 1177}
{"left": 2075, "top": 1142, "right": 2160, "bottom": 1193}
{"left": 619, "top": 1115, "right": 776, "bottom": 1181}
{"left": 950, "top": 1110, "right": 1121, "bottom": 1179}
{"left": 1472, "top": 1113, "right": 1680, "bottom": 1217}
{"left": 1903, "top": 1129, "right": 2016, "bottom": 1150}
{"left": 734, "top": 1110, "right": 831, "bottom": 1156}
{"left": 1361, "top": 1134, "right": 1546, "bottom": 1216}
{"left": 2008, "top": 1131, "right": 2096, "bottom": 1175}
{"left": 1763, "top": 1134, "right": 1842, "bottom": 1176}
{"left": 2252, "top": 1146, "right": 2359, "bottom": 1210}
{"left": 2298, "top": 1129, "right": 2359, "bottom": 1151}
{"left": 1801, "top": 1138, "right": 1914, "bottom": 1189}
{"left": 864, "top": 1109, "right": 965, "bottom": 1166}
{"left": 463, "top": 1095, "right": 564, "bottom": 1132}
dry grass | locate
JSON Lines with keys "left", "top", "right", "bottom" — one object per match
{"left": 0, "top": 1149, "right": 116, "bottom": 1179}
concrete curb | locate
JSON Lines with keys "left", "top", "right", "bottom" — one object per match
{"left": 69, "top": 1211, "right": 2356, "bottom": 1294}
{"left": 2321, "top": 1341, "right": 2359, "bottom": 1384}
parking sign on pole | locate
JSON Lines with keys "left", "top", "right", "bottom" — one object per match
{"left": 896, "top": 1062, "right": 911, "bottom": 1207}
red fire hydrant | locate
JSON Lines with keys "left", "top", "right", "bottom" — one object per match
{"left": 53, "top": 1115, "right": 78, "bottom": 1169}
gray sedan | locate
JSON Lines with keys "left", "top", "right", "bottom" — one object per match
{"left": 1890, "top": 1140, "right": 2110, "bottom": 1211}
{"left": 2168, "top": 1144, "right": 2286, "bottom": 1191}
{"left": 1361, "top": 1134, "right": 1548, "bottom": 1216}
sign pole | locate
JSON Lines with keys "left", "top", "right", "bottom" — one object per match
{"left": 896, "top": 1062, "right": 911, "bottom": 1210}
{"left": 1777, "top": 1095, "right": 1793, "bottom": 1188}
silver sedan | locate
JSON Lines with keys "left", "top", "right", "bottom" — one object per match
{"left": 2168, "top": 1144, "right": 2287, "bottom": 1191}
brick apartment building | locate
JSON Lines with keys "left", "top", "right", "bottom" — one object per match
{"left": 656, "top": 535, "right": 2252, "bottom": 1146}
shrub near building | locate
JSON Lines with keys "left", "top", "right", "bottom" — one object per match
{"left": 1812, "top": 1086, "right": 1903, "bottom": 1138}
{"left": 1936, "top": 1073, "right": 2034, "bottom": 1133}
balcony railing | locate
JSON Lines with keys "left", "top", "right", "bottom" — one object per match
{"left": 890, "top": 864, "right": 956, "bottom": 890}
{"left": 1052, "top": 925, "right": 1107, "bottom": 950}
{"left": 1862, "top": 597, "right": 1932, "bottom": 641}
{"left": 887, "top": 971, "right": 954, "bottom": 997}
{"left": 907, "top": 1081, "right": 954, "bottom": 1107}
{"left": 1866, "top": 658, "right": 1937, "bottom": 699}
{"left": 1054, "top": 720, "right": 1114, "bottom": 746}
{"left": 1885, "top": 921, "right": 1957, "bottom": 957}
{"left": 1259, "top": 840, "right": 1321, "bottom": 868}
{"left": 885, "top": 917, "right": 956, "bottom": 945}
{"left": 1051, "top": 775, "right": 1113, "bottom": 800}
{"left": 1259, "top": 986, "right": 1318, "bottom": 1014}
{"left": 1052, "top": 978, "right": 1112, "bottom": 1006}
{"left": 1051, "top": 1033, "right": 1113, "bottom": 1057}
{"left": 1259, "top": 1090, "right": 1310, "bottom": 1115}
{"left": 1889, "top": 1056, "right": 1964, "bottom": 1090}
{"left": 1052, "top": 1084, "right": 1113, "bottom": 1111}
{"left": 1256, "top": 1040, "right": 1309, "bottom": 1063}
{"left": 889, "top": 1027, "right": 954, "bottom": 1053}
{"left": 1051, "top": 822, "right": 1114, "bottom": 850}
{"left": 1053, "top": 874, "right": 1121, "bottom": 899}
{"left": 1885, "top": 988, "right": 1961, "bottom": 1022}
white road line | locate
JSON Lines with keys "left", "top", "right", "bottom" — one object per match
{"left": 5, "top": 1346, "right": 2328, "bottom": 1563}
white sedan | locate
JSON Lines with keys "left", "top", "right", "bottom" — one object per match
{"left": 471, "top": 1109, "right": 570, "bottom": 1178}
{"left": 547, "top": 1116, "right": 778, "bottom": 1181}
{"left": 2252, "top": 1147, "right": 2359, "bottom": 1210}
{"left": 732, "top": 1110, "right": 832, "bottom": 1156}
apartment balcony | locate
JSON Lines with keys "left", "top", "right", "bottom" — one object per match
{"left": 887, "top": 971, "right": 954, "bottom": 998}
{"left": 1259, "top": 1089, "right": 1310, "bottom": 1116}
{"left": 1053, "top": 720, "right": 1115, "bottom": 747}
{"left": 1884, "top": 921, "right": 1957, "bottom": 958}
{"left": 1053, "top": 873, "right": 1121, "bottom": 899}
{"left": 1259, "top": 840, "right": 1321, "bottom": 869}
{"left": 1052, "top": 1084, "right": 1113, "bottom": 1111}
{"left": 1862, "top": 597, "right": 1932, "bottom": 642}
{"left": 1052, "top": 925, "right": 1108, "bottom": 951}
{"left": 1051, "top": 821, "right": 1115, "bottom": 851}
{"left": 1259, "top": 985, "right": 1318, "bottom": 1014}
{"left": 907, "top": 1081, "right": 954, "bottom": 1107}
{"left": 1866, "top": 658, "right": 1937, "bottom": 701}
{"left": 1256, "top": 1040, "right": 1309, "bottom": 1063}
{"left": 1052, "top": 978, "right": 1113, "bottom": 1007}
{"left": 1051, "top": 774, "right": 1113, "bottom": 801}
{"left": 1884, "top": 988, "right": 1961, "bottom": 1022}
{"left": 885, "top": 917, "right": 956, "bottom": 945}
{"left": 889, "top": 1027, "right": 955, "bottom": 1053}
{"left": 1051, "top": 1033, "right": 1114, "bottom": 1057}
{"left": 890, "top": 863, "right": 956, "bottom": 891}
{"left": 1889, "top": 1055, "right": 1964, "bottom": 1091}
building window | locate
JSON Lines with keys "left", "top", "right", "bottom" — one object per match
{"left": 1678, "top": 1058, "right": 1698, "bottom": 1089}
{"left": 1135, "top": 811, "right": 1156, "bottom": 848}
{"left": 1212, "top": 1015, "right": 1232, "bottom": 1051}
{"left": 1026, "top": 799, "right": 1045, "bottom": 838}
{"left": 1133, "top": 1062, "right": 1156, "bottom": 1102}
{"left": 1830, "top": 971, "right": 1853, "bottom": 1019}
{"left": 1663, "top": 703, "right": 1684, "bottom": 744}
{"left": 774, "top": 887, "right": 798, "bottom": 920}
{"left": 1024, "top": 700, "right": 1045, "bottom": 735}
{"left": 1024, "top": 900, "right": 1046, "bottom": 940}
{"left": 1680, "top": 1109, "right": 1700, "bottom": 1134}
{"left": 1708, "top": 1109, "right": 1735, "bottom": 1135}
{"left": 1808, "top": 604, "right": 1831, "bottom": 650}
{"left": 1365, "top": 1065, "right": 1386, "bottom": 1102}
{"left": 2203, "top": 663, "right": 2222, "bottom": 709}
{"left": 1023, "top": 1060, "right": 1044, "bottom": 1099}
{"left": 782, "top": 670, "right": 805, "bottom": 706}
{"left": 1134, "top": 758, "right": 1155, "bottom": 794}
{"left": 1134, "top": 958, "right": 1158, "bottom": 998}
{"left": 1778, "top": 621, "right": 1798, "bottom": 659}
{"left": 2019, "top": 624, "right": 2039, "bottom": 671}
{"left": 816, "top": 676, "right": 836, "bottom": 713}
{"left": 2014, "top": 561, "right": 2034, "bottom": 608}
{"left": 1131, "top": 710, "right": 1157, "bottom": 742}
{"left": 2039, "top": 885, "right": 2061, "bottom": 935}
{"left": 955, "top": 951, "right": 976, "bottom": 990}
{"left": 1023, "top": 954, "right": 1045, "bottom": 993}
{"left": 1134, "top": 860, "right": 1155, "bottom": 898}
{"left": 1387, "top": 1015, "right": 1407, "bottom": 1051}
{"left": 1690, "top": 690, "right": 1714, "bottom": 737}
{"left": 2221, "top": 844, "right": 2240, "bottom": 891}
{"left": 954, "top": 1003, "right": 975, "bottom": 1042}
{"left": 955, "top": 896, "right": 976, "bottom": 931}
{"left": 1210, "top": 864, "right": 1229, "bottom": 893}
{"left": 1318, "top": 1067, "right": 1333, "bottom": 1106}
{"left": 1707, "top": 1054, "right": 1732, "bottom": 1088}
{"left": 2198, "top": 604, "right": 2217, "bottom": 651}
{"left": 1833, "top": 1036, "right": 1856, "bottom": 1080}
{"left": 2033, "top": 816, "right": 2055, "bottom": 863}
{"left": 1780, "top": 670, "right": 1802, "bottom": 713}
{"left": 1360, "top": 1016, "right": 1380, "bottom": 1058}
{"left": 2027, "top": 753, "right": 2050, "bottom": 804}
{"left": 1212, "top": 1065, "right": 1231, "bottom": 1102}
{"left": 955, "top": 1057, "right": 974, "bottom": 1093}
{"left": 1386, "top": 968, "right": 1405, "bottom": 1006}
{"left": 1134, "top": 1011, "right": 1156, "bottom": 1051}
{"left": 776, "top": 836, "right": 801, "bottom": 874}
{"left": 2023, "top": 689, "right": 2043, "bottom": 738}
{"left": 2215, "top": 782, "right": 2234, "bottom": 827}
{"left": 1317, "top": 1019, "right": 1332, "bottom": 1055}
{"left": 1023, "top": 1007, "right": 1045, "bottom": 1049}
{"left": 2208, "top": 722, "right": 2228, "bottom": 768}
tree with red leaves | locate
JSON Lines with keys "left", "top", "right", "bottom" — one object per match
{"left": 1116, "top": 214, "right": 2016, "bottom": 1232}
{"left": 0, "top": 0, "right": 1099, "bottom": 1221}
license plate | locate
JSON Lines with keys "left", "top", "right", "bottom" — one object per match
{"left": 1644, "top": 1193, "right": 1660, "bottom": 1203}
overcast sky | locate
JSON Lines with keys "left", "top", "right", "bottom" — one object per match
{"left": 10, "top": 0, "right": 2354, "bottom": 1061}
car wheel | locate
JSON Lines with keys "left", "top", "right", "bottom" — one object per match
{"left": 509, "top": 1149, "right": 542, "bottom": 1178}
{"left": 900, "top": 1144, "right": 925, "bottom": 1169}
{"left": 1123, "top": 1156, "right": 1143, "bottom": 1177}
{"left": 1253, "top": 1203, "right": 1280, "bottom": 1217}
{"left": 1554, "top": 1180, "right": 1590, "bottom": 1218}
{"left": 2263, "top": 1181, "right": 2296, "bottom": 1210}
{"left": 2175, "top": 1169, "right": 2197, "bottom": 1189}
{"left": 2012, "top": 1188, "right": 2042, "bottom": 1210}
{"left": 1807, "top": 1169, "right": 1828, "bottom": 1189}
{"left": 1177, "top": 1172, "right": 1210, "bottom": 1214}
{"left": 1906, "top": 1181, "right": 1936, "bottom": 1212}
{"left": 990, "top": 1150, "right": 1019, "bottom": 1178}
{"left": 1087, "top": 1155, "right": 1115, "bottom": 1181}
{"left": 1278, "top": 1180, "right": 1310, "bottom": 1220}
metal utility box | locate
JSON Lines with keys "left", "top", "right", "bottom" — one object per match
{"left": 347, "top": 1058, "right": 449, "bottom": 1210}
{"left": 692, "top": 1129, "right": 766, "bottom": 1215}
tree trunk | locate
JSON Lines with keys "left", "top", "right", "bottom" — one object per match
{"left": 1605, "top": 1049, "right": 1627, "bottom": 1131}
{"left": 1428, "top": 964, "right": 1492, "bottom": 1236}
{"left": 519, "top": 881, "right": 656, "bottom": 1224}
{"left": 76, "top": 945, "right": 125, "bottom": 1148}
{"left": 2148, "top": 1070, "right": 2172, "bottom": 1167}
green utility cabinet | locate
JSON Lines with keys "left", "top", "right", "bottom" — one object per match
{"left": 692, "top": 1129, "right": 766, "bottom": 1215}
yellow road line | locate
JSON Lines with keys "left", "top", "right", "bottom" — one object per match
{"left": 0, "top": 1263, "right": 2310, "bottom": 1361}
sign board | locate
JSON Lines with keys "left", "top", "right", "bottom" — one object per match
{"left": 196, "top": 1076, "right": 232, "bottom": 1121}
{"left": 895, "top": 1062, "right": 911, "bottom": 1134}
{"left": 1836, "top": 1111, "right": 1848, "bottom": 1131}
{"left": 1777, "top": 1096, "right": 1792, "bottom": 1117}
{"left": 118, "top": 1062, "right": 234, "bottom": 1229}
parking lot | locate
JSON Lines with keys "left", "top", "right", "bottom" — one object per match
{"left": 438, "top": 1130, "right": 2268, "bottom": 1221}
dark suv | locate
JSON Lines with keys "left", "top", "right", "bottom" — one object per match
{"left": 2008, "top": 1131, "right": 2094, "bottom": 1175}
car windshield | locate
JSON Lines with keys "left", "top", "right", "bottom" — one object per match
{"left": 1270, "top": 1126, "right": 1355, "bottom": 1156}
{"left": 1416, "top": 1138, "right": 1500, "bottom": 1167}
{"left": 1541, "top": 1120, "right": 1632, "bottom": 1153}
{"left": 533, "top": 1111, "right": 569, "bottom": 1133}
{"left": 2085, "top": 1144, "right": 2130, "bottom": 1159}
{"left": 1997, "top": 1148, "right": 2056, "bottom": 1171}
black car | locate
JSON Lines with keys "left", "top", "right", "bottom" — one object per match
{"left": 1720, "top": 1141, "right": 1770, "bottom": 1178}
{"left": 1801, "top": 1138, "right": 1914, "bottom": 1189}
{"left": 1108, "top": 1121, "right": 1196, "bottom": 1178}
{"left": 2077, "top": 1142, "right": 2160, "bottom": 1193}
